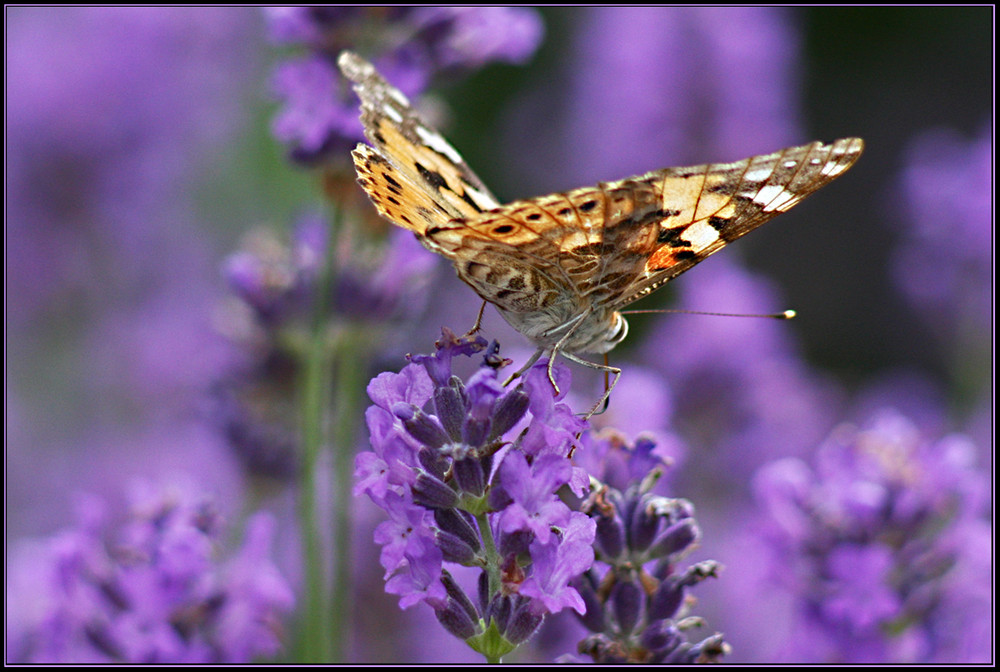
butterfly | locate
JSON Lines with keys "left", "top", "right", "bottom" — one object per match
{"left": 338, "top": 51, "right": 863, "bottom": 409}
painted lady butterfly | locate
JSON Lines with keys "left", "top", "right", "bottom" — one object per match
{"left": 338, "top": 51, "right": 863, "bottom": 404}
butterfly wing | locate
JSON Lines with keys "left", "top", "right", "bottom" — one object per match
{"left": 427, "top": 138, "right": 863, "bottom": 350}
{"left": 339, "top": 50, "right": 863, "bottom": 354}
{"left": 608, "top": 137, "right": 865, "bottom": 309}
{"left": 425, "top": 180, "right": 668, "bottom": 316}
{"left": 338, "top": 51, "right": 500, "bottom": 241}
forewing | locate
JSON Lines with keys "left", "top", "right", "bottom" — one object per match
{"left": 338, "top": 51, "right": 500, "bottom": 236}
{"left": 610, "top": 137, "right": 865, "bottom": 308}
{"left": 426, "top": 138, "right": 863, "bottom": 315}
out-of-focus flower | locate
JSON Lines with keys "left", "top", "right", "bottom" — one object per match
{"left": 891, "top": 123, "right": 991, "bottom": 416}
{"left": 7, "top": 7, "right": 254, "bottom": 326}
{"left": 265, "top": 7, "right": 543, "bottom": 163}
{"left": 892, "top": 123, "right": 990, "bottom": 339}
{"left": 567, "top": 7, "right": 800, "bottom": 173}
{"left": 6, "top": 6, "right": 257, "bottom": 537}
{"left": 753, "top": 409, "right": 990, "bottom": 663}
{"left": 6, "top": 482, "right": 294, "bottom": 663}
{"left": 569, "top": 365, "right": 688, "bottom": 473}
{"left": 214, "top": 214, "right": 437, "bottom": 481}
{"left": 222, "top": 214, "right": 435, "bottom": 330}
{"left": 356, "top": 330, "right": 596, "bottom": 659}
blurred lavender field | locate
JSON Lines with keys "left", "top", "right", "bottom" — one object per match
{"left": 6, "top": 7, "right": 991, "bottom": 664}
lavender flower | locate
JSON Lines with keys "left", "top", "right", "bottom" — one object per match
{"left": 215, "top": 214, "right": 435, "bottom": 479}
{"left": 567, "top": 7, "right": 800, "bottom": 171}
{"left": 356, "top": 329, "right": 596, "bottom": 660}
{"left": 266, "top": 7, "right": 543, "bottom": 163}
{"left": 563, "top": 434, "right": 729, "bottom": 664}
{"left": 223, "top": 213, "right": 435, "bottom": 329}
{"left": 892, "top": 123, "right": 991, "bottom": 347}
{"left": 754, "top": 409, "right": 990, "bottom": 663}
{"left": 7, "top": 7, "right": 254, "bottom": 327}
{"left": 6, "top": 482, "right": 294, "bottom": 663}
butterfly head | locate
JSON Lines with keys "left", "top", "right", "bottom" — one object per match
{"left": 512, "top": 310, "right": 628, "bottom": 355}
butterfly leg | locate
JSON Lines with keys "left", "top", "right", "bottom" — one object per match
{"left": 464, "top": 300, "right": 488, "bottom": 337}
{"left": 539, "top": 311, "right": 589, "bottom": 397}
{"left": 546, "top": 310, "right": 593, "bottom": 396}
{"left": 559, "top": 351, "right": 622, "bottom": 419}
{"left": 502, "top": 347, "right": 544, "bottom": 388}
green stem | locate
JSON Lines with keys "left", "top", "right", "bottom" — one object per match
{"left": 475, "top": 511, "right": 502, "bottom": 599}
{"left": 328, "top": 326, "right": 369, "bottom": 661}
{"left": 297, "top": 203, "right": 345, "bottom": 662}
{"left": 299, "top": 301, "right": 334, "bottom": 662}
{"left": 474, "top": 511, "right": 505, "bottom": 664}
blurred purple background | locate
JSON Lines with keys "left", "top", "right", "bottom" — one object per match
{"left": 6, "top": 7, "right": 991, "bottom": 664}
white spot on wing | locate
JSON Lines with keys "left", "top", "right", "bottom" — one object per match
{"left": 820, "top": 162, "right": 842, "bottom": 176}
{"left": 464, "top": 183, "right": 500, "bottom": 210}
{"left": 415, "top": 125, "right": 464, "bottom": 165}
{"left": 754, "top": 185, "right": 799, "bottom": 212}
{"left": 383, "top": 104, "right": 403, "bottom": 123}
{"left": 388, "top": 87, "right": 410, "bottom": 106}
{"left": 682, "top": 219, "right": 722, "bottom": 251}
{"left": 745, "top": 166, "right": 775, "bottom": 182}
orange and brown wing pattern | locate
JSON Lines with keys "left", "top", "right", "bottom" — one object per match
{"left": 340, "top": 50, "right": 863, "bottom": 356}
{"left": 608, "top": 137, "right": 865, "bottom": 309}
{"left": 339, "top": 50, "right": 498, "bottom": 237}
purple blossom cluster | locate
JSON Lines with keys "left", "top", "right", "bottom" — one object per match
{"left": 6, "top": 483, "right": 294, "bottom": 664}
{"left": 356, "top": 331, "right": 732, "bottom": 662}
{"left": 566, "top": 434, "right": 729, "bottom": 664}
{"left": 266, "top": 7, "right": 543, "bottom": 162}
{"left": 222, "top": 213, "right": 435, "bottom": 331}
{"left": 754, "top": 409, "right": 990, "bottom": 663}
{"left": 356, "top": 329, "right": 597, "bottom": 658}
{"left": 215, "top": 214, "right": 436, "bottom": 479}
{"left": 892, "top": 123, "right": 991, "bottom": 345}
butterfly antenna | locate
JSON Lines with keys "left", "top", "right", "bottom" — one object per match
{"left": 620, "top": 308, "right": 796, "bottom": 320}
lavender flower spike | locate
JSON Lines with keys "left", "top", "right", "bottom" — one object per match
{"left": 266, "top": 7, "right": 544, "bottom": 163}
{"left": 755, "top": 409, "right": 990, "bottom": 663}
{"left": 6, "top": 483, "right": 294, "bottom": 664}
{"left": 564, "top": 433, "right": 730, "bottom": 664}
{"left": 356, "top": 330, "right": 596, "bottom": 660}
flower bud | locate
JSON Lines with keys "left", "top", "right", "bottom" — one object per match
{"left": 413, "top": 472, "right": 458, "bottom": 509}
{"left": 453, "top": 455, "right": 486, "bottom": 497}
{"left": 648, "top": 579, "right": 684, "bottom": 621}
{"left": 649, "top": 519, "right": 699, "bottom": 559}
{"left": 609, "top": 579, "right": 643, "bottom": 636}
{"left": 504, "top": 597, "right": 542, "bottom": 644}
